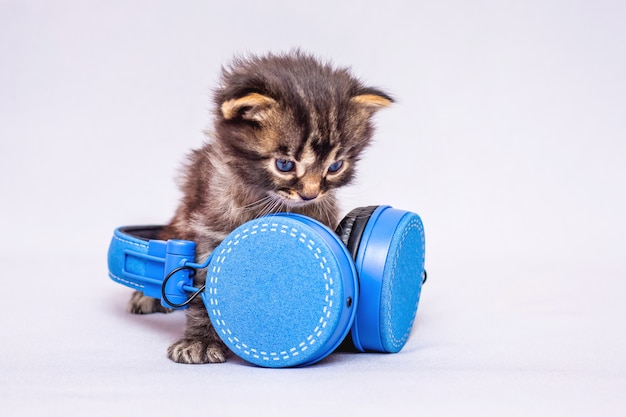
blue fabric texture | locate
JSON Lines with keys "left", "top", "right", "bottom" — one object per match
{"left": 379, "top": 211, "right": 425, "bottom": 353}
{"left": 204, "top": 216, "right": 355, "bottom": 368}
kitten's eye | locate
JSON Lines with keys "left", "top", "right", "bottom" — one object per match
{"left": 328, "top": 160, "right": 344, "bottom": 173}
{"left": 275, "top": 159, "right": 295, "bottom": 172}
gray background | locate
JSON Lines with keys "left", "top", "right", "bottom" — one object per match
{"left": 2, "top": 0, "right": 625, "bottom": 415}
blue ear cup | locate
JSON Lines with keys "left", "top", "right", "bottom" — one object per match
{"left": 201, "top": 214, "right": 358, "bottom": 368}
{"left": 336, "top": 206, "right": 426, "bottom": 353}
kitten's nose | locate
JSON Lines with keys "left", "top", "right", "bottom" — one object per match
{"left": 298, "top": 192, "right": 319, "bottom": 201}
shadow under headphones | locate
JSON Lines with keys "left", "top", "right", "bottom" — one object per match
{"left": 108, "top": 205, "right": 426, "bottom": 367}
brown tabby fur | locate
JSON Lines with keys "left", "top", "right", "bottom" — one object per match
{"left": 128, "top": 50, "right": 393, "bottom": 364}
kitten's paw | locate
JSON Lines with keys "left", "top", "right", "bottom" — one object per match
{"left": 167, "top": 338, "right": 228, "bottom": 364}
{"left": 127, "top": 291, "right": 172, "bottom": 314}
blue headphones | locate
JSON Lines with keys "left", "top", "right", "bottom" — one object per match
{"left": 108, "top": 205, "right": 426, "bottom": 367}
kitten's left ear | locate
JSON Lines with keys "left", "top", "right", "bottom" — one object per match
{"left": 350, "top": 89, "right": 394, "bottom": 111}
{"left": 221, "top": 93, "right": 277, "bottom": 122}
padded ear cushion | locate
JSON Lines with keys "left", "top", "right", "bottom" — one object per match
{"left": 334, "top": 205, "right": 379, "bottom": 352}
{"left": 335, "top": 205, "right": 379, "bottom": 259}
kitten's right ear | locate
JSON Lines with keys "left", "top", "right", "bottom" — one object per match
{"left": 221, "top": 93, "right": 277, "bottom": 122}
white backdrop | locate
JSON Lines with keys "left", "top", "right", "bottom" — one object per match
{"left": 1, "top": 0, "right": 625, "bottom": 416}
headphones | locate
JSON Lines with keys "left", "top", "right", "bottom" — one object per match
{"left": 108, "top": 205, "right": 426, "bottom": 367}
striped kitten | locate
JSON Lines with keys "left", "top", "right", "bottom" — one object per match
{"left": 128, "top": 50, "right": 393, "bottom": 364}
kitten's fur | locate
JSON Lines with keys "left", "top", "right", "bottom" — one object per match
{"left": 128, "top": 50, "right": 393, "bottom": 364}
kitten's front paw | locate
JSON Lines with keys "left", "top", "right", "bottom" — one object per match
{"left": 128, "top": 291, "right": 172, "bottom": 314}
{"left": 167, "top": 338, "right": 228, "bottom": 364}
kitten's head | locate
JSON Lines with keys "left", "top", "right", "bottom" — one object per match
{"left": 212, "top": 50, "right": 393, "bottom": 208}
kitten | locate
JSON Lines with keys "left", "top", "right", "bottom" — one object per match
{"left": 128, "top": 50, "right": 393, "bottom": 364}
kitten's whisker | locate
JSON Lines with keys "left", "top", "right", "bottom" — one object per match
{"left": 257, "top": 196, "right": 282, "bottom": 218}
{"left": 324, "top": 199, "right": 336, "bottom": 229}
{"left": 236, "top": 195, "right": 274, "bottom": 213}
{"left": 255, "top": 200, "right": 271, "bottom": 218}
{"left": 262, "top": 200, "right": 277, "bottom": 217}
{"left": 276, "top": 199, "right": 287, "bottom": 215}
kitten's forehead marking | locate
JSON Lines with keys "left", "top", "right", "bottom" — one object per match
{"left": 299, "top": 145, "right": 317, "bottom": 165}
{"left": 295, "top": 145, "right": 316, "bottom": 177}
{"left": 295, "top": 144, "right": 339, "bottom": 177}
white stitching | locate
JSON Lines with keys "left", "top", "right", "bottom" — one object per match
{"left": 208, "top": 221, "right": 333, "bottom": 362}
{"left": 111, "top": 233, "right": 148, "bottom": 250}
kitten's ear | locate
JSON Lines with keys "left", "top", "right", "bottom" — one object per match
{"left": 221, "top": 93, "right": 277, "bottom": 122}
{"left": 350, "top": 89, "right": 394, "bottom": 111}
